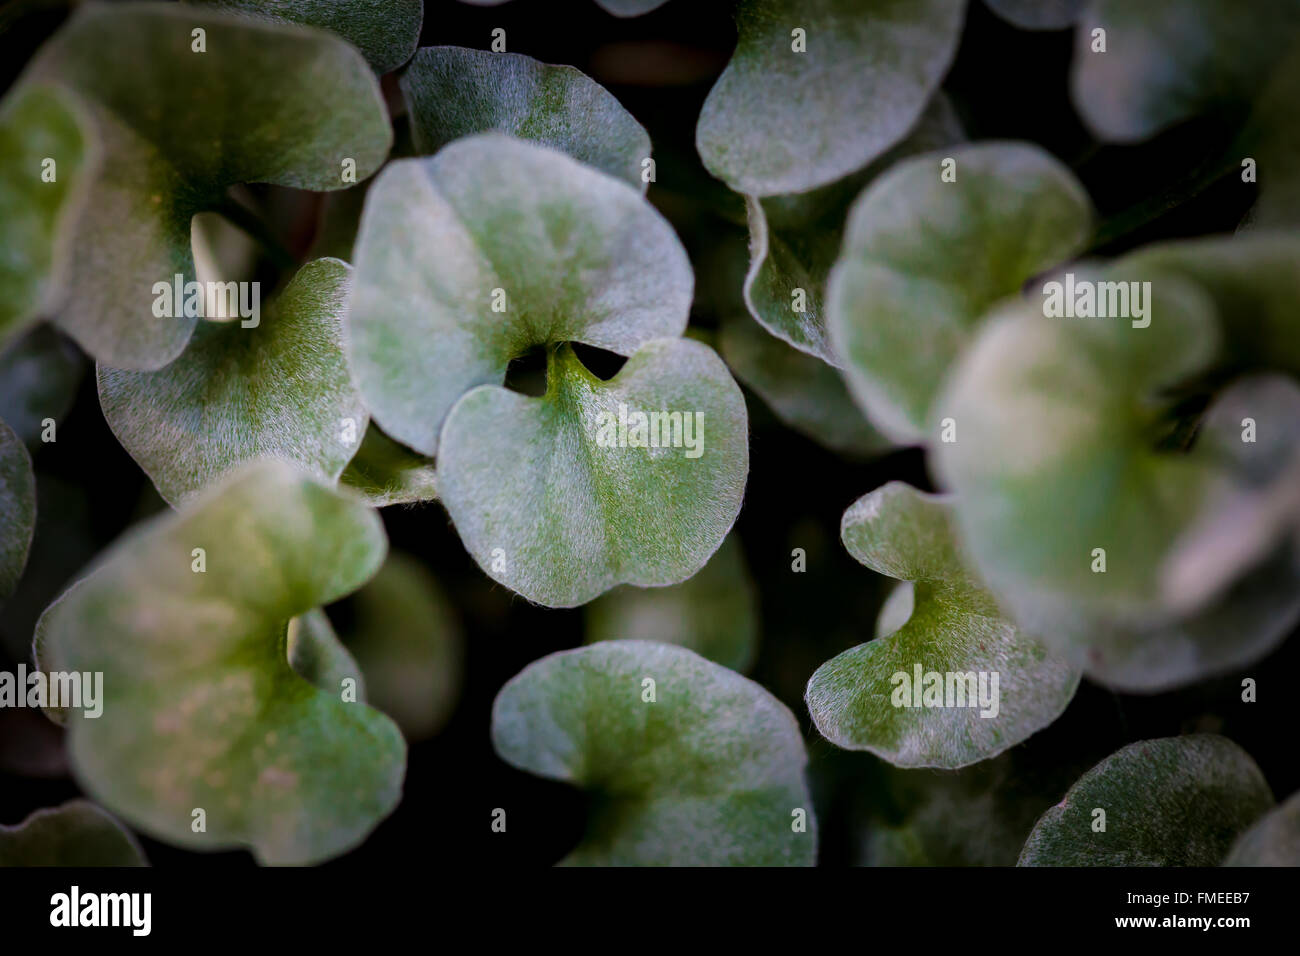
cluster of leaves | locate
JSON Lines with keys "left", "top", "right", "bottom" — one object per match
{"left": 1, "top": 0, "right": 1299, "bottom": 867}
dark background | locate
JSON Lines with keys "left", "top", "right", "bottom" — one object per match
{"left": 1, "top": 0, "right": 1294, "bottom": 867}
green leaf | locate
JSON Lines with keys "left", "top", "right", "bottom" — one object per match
{"left": 0, "top": 325, "right": 83, "bottom": 448}
{"left": 1019, "top": 735, "right": 1274, "bottom": 866}
{"left": 347, "top": 133, "right": 692, "bottom": 458}
{"left": 0, "top": 83, "right": 91, "bottom": 349}
{"left": 1225, "top": 790, "right": 1300, "bottom": 866}
{"left": 742, "top": 94, "right": 965, "bottom": 366}
{"left": 20, "top": 1, "right": 391, "bottom": 370}
{"left": 983, "top": 0, "right": 1082, "bottom": 30}
{"left": 438, "top": 340, "right": 747, "bottom": 607}
{"left": 340, "top": 423, "right": 439, "bottom": 507}
{"left": 491, "top": 641, "right": 816, "bottom": 865}
{"left": 34, "top": 460, "right": 404, "bottom": 865}
{"left": 287, "top": 608, "right": 366, "bottom": 700}
{"left": 98, "top": 259, "right": 367, "bottom": 506}
{"left": 187, "top": 0, "right": 424, "bottom": 74}
{"left": 720, "top": 309, "right": 889, "bottom": 457}
{"left": 805, "top": 482, "right": 1078, "bottom": 768}
{"left": 0, "top": 416, "right": 36, "bottom": 603}
{"left": 400, "top": 46, "right": 651, "bottom": 190}
{"left": 1071, "top": 0, "right": 1300, "bottom": 142}
{"left": 585, "top": 534, "right": 759, "bottom": 673}
{"left": 0, "top": 800, "right": 147, "bottom": 866}
{"left": 696, "top": 0, "right": 966, "bottom": 197}
{"left": 337, "top": 550, "right": 463, "bottom": 742}
{"left": 828, "top": 142, "right": 1094, "bottom": 441}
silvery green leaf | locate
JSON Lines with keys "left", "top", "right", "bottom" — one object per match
{"left": 0, "top": 84, "right": 91, "bottom": 349}
{"left": 1225, "top": 790, "right": 1300, "bottom": 866}
{"left": 491, "top": 641, "right": 816, "bottom": 865}
{"left": 696, "top": 0, "right": 966, "bottom": 197}
{"left": 0, "top": 800, "right": 147, "bottom": 866}
{"left": 438, "top": 339, "right": 747, "bottom": 607}
{"left": 340, "top": 423, "right": 439, "bottom": 507}
{"left": 98, "top": 259, "right": 367, "bottom": 506}
{"left": 1019, "top": 735, "right": 1273, "bottom": 866}
{"left": 1071, "top": 0, "right": 1300, "bottom": 142}
{"left": 34, "top": 461, "right": 404, "bottom": 865}
{"left": 805, "top": 482, "right": 1079, "bottom": 769}
{"left": 401, "top": 47, "right": 651, "bottom": 190}
{"left": 0, "top": 325, "right": 84, "bottom": 447}
{"left": 874, "top": 580, "right": 914, "bottom": 638}
{"left": 287, "top": 608, "right": 365, "bottom": 700}
{"left": 743, "top": 94, "right": 965, "bottom": 365}
{"left": 338, "top": 551, "right": 463, "bottom": 741}
{"left": 585, "top": 534, "right": 759, "bottom": 673}
{"left": 983, "top": 0, "right": 1082, "bottom": 30}
{"left": 347, "top": 134, "right": 692, "bottom": 457}
{"left": 828, "top": 142, "right": 1094, "bottom": 441}
{"left": 20, "top": 2, "right": 391, "bottom": 370}
{"left": 0, "top": 417, "right": 36, "bottom": 602}
{"left": 187, "top": 0, "right": 423, "bottom": 73}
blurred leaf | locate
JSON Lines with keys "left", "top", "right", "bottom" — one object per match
{"left": 20, "top": 2, "right": 391, "bottom": 369}
{"left": 188, "top": 0, "right": 423, "bottom": 73}
{"left": 806, "top": 483, "right": 1078, "bottom": 768}
{"left": 401, "top": 46, "right": 650, "bottom": 190}
{"left": 460, "top": 0, "right": 669, "bottom": 14}
{"left": 99, "top": 259, "right": 367, "bottom": 506}
{"left": 340, "top": 423, "right": 438, "bottom": 507}
{"left": 0, "top": 800, "right": 146, "bottom": 866}
{"left": 1225, "top": 790, "right": 1300, "bottom": 866}
{"left": 492, "top": 641, "right": 816, "bottom": 865}
{"left": 0, "top": 417, "right": 35, "bottom": 602}
{"left": 828, "top": 142, "right": 1093, "bottom": 441}
{"left": 34, "top": 461, "right": 403, "bottom": 865}
{"left": 287, "top": 607, "right": 366, "bottom": 700}
{"left": 1019, "top": 735, "right": 1273, "bottom": 865}
{"left": 0, "top": 325, "right": 83, "bottom": 448}
{"left": 982, "top": 0, "right": 1082, "bottom": 29}
{"left": 586, "top": 534, "right": 759, "bottom": 673}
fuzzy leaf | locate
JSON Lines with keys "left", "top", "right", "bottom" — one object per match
{"left": 0, "top": 416, "right": 36, "bottom": 602}
{"left": 34, "top": 461, "right": 404, "bottom": 865}
{"left": 1019, "top": 735, "right": 1274, "bottom": 866}
{"left": 98, "top": 259, "right": 367, "bottom": 506}
{"left": 287, "top": 608, "right": 366, "bottom": 700}
{"left": 0, "top": 325, "right": 85, "bottom": 447}
{"left": 806, "top": 483, "right": 1078, "bottom": 768}
{"left": 696, "top": 0, "right": 965, "bottom": 197}
{"left": 1225, "top": 790, "right": 1300, "bottom": 866}
{"left": 983, "top": 0, "right": 1082, "bottom": 30}
{"left": 347, "top": 133, "right": 692, "bottom": 457}
{"left": 188, "top": 0, "right": 423, "bottom": 73}
{"left": 828, "top": 142, "right": 1094, "bottom": 441}
{"left": 743, "top": 94, "right": 964, "bottom": 365}
{"left": 585, "top": 534, "right": 759, "bottom": 673}
{"left": 340, "top": 423, "right": 439, "bottom": 507}
{"left": 0, "top": 800, "right": 147, "bottom": 866}
{"left": 401, "top": 46, "right": 651, "bottom": 190}
{"left": 0, "top": 83, "right": 91, "bottom": 349}
{"left": 1071, "top": 0, "right": 1300, "bottom": 142}
{"left": 20, "top": 2, "right": 391, "bottom": 370}
{"left": 491, "top": 641, "right": 816, "bottom": 865}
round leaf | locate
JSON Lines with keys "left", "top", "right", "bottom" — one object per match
{"left": 0, "top": 800, "right": 147, "bottom": 866}
{"left": 0, "top": 325, "right": 85, "bottom": 447}
{"left": 491, "top": 641, "right": 816, "bottom": 865}
{"left": 1019, "top": 735, "right": 1274, "bottom": 866}
{"left": 983, "top": 0, "right": 1082, "bottom": 30}
{"left": 805, "top": 482, "right": 1079, "bottom": 768}
{"left": 34, "top": 460, "right": 404, "bottom": 865}
{"left": 0, "top": 416, "right": 36, "bottom": 602}
{"left": 696, "top": 0, "right": 966, "bottom": 197}
{"left": 1225, "top": 790, "right": 1300, "bottom": 866}
{"left": 98, "top": 259, "right": 368, "bottom": 506}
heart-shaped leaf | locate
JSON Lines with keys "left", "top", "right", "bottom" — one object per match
{"left": 188, "top": 0, "right": 424, "bottom": 74}
{"left": 34, "top": 460, "right": 404, "bottom": 865}
{"left": 0, "top": 325, "right": 85, "bottom": 447}
{"left": 696, "top": 0, "right": 966, "bottom": 197}
{"left": 491, "top": 641, "right": 816, "bottom": 865}
{"left": 0, "top": 800, "right": 147, "bottom": 866}
{"left": 1225, "top": 790, "right": 1300, "bottom": 866}
{"left": 1071, "top": 0, "right": 1300, "bottom": 142}
{"left": 19, "top": 2, "right": 391, "bottom": 370}
{"left": 983, "top": 0, "right": 1083, "bottom": 30}
{"left": 828, "top": 142, "right": 1094, "bottom": 441}
{"left": 0, "top": 416, "right": 36, "bottom": 603}
{"left": 0, "top": 83, "right": 91, "bottom": 349}
{"left": 400, "top": 46, "right": 651, "bottom": 190}
{"left": 340, "top": 423, "right": 439, "bottom": 507}
{"left": 1018, "top": 735, "right": 1273, "bottom": 866}
{"left": 98, "top": 258, "right": 367, "bottom": 506}
{"left": 805, "top": 482, "right": 1079, "bottom": 768}
{"left": 585, "top": 534, "right": 759, "bottom": 673}
{"left": 347, "top": 133, "right": 692, "bottom": 457}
